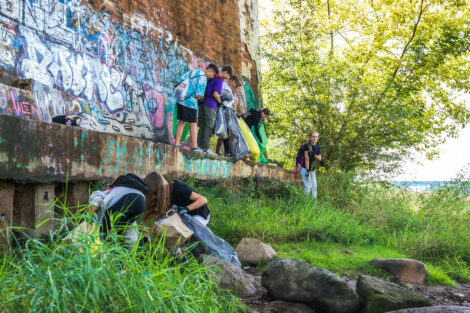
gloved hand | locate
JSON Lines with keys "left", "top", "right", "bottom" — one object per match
{"left": 305, "top": 170, "right": 309, "bottom": 178}
{"left": 175, "top": 206, "right": 189, "bottom": 215}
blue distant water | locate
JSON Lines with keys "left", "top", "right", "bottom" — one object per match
{"left": 392, "top": 181, "right": 450, "bottom": 192}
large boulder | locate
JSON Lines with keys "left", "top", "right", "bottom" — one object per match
{"left": 236, "top": 238, "right": 278, "bottom": 265}
{"left": 262, "top": 258, "right": 360, "bottom": 313}
{"left": 263, "top": 301, "right": 316, "bottom": 313}
{"left": 370, "top": 258, "right": 427, "bottom": 284}
{"left": 386, "top": 307, "right": 470, "bottom": 313}
{"left": 356, "top": 275, "right": 432, "bottom": 313}
{"left": 201, "top": 255, "right": 256, "bottom": 297}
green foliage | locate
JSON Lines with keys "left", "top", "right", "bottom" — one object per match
{"left": 262, "top": 0, "right": 470, "bottom": 171}
{"left": 0, "top": 206, "right": 242, "bottom": 313}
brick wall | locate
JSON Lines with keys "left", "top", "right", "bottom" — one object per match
{"left": 0, "top": 0, "right": 259, "bottom": 143}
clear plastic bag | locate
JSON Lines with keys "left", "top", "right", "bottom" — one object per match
{"left": 180, "top": 214, "right": 241, "bottom": 267}
{"left": 214, "top": 107, "right": 228, "bottom": 139}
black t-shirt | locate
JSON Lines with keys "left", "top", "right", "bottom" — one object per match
{"left": 170, "top": 182, "right": 210, "bottom": 219}
{"left": 243, "top": 109, "right": 262, "bottom": 141}
{"left": 298, "top": 143, "right": 320, "bottom": 171}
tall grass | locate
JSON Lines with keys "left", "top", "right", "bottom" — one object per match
{"left": 0, "top": 204, "right": 242, "bottom": 313}
{"left": 199, "top": 172, "right": 470, "bottom": 282}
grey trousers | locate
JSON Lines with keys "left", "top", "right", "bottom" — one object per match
{"left": 197, "top": 105, "right": 217, "bottom": 150}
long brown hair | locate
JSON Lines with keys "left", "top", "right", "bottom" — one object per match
{"left": 144, "top": 172, "right": 171, "bottom": 222}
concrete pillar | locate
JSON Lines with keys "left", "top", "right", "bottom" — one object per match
{"left": 67, "top": 182, "right": 90, "bottom": 211}
{"left": 13, "top": 183, "right": 55, "bottom": 239}
{"left": 0, "top": 181, "right": 15, "bottom": 246}
{"left": 35, "top": 184, "right": 55, "bottom": 239}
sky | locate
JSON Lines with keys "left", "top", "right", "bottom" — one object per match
{"left": 257, "top": 0, "right": 470, "bottom": 181}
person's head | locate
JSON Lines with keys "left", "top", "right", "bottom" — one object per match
{"left": 221, "top": 65, "right": 233, "bottom": 80}
{"left": 228, "top": 75, "right": 242, "bottom": 93}
{"left": 204, "top": 63, "right": 219, "bottom": 78}
{"left": 143, "top": 172, "right": 170, "bottom": 222}
{"left": 309, "top": 131, "right": 319, "bottom": 144}
{"left": 261, "top": 108, "right": 271, "bottom": 119}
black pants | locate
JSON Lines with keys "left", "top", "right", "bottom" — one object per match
{"left": 101, "top": 193, "right": 146, "bottom": 238}
{"left": 223, "top": 139, "right": 230, "bottom": 153}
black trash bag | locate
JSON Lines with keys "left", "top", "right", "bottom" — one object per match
{"left": 224, "top": 108, "right": 250, "bottom": 161}
{"left": 214, "top": 107, "right": 228, "bottom": 139}
{"left": 180, "top": 214, "right": 241, "bottom": 267}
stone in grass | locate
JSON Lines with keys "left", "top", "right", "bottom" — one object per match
{"left": 262, "top": 258, "right": 360, "bottom": 313}
{"left": 236, "top": 238, "right": 278, "bottom": 265}
{"left": 370, "top": 258, "right": 427, "bottom": 284}
{"left": 201, "top": 254, "right": 256, "bottom": 298}
{"left": 263, "top": 301, "right": 316, "bottom": 313}
{"left": 386, "top": 306, "right": 470, "bottom": 313}
{"left": 356, "top": 275, "right": 432, "bottom": 313}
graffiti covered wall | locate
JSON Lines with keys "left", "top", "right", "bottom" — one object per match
{"left": 0, "top": 0, "right": 261, "bottom": 143}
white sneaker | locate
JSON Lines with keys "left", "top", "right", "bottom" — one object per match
{"left": 204, "top": 148, "right": 216, "bottom": 155}
{"left": 191, "top": 147, "right": 204, "bottom": 153}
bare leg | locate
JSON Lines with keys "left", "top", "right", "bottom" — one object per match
{"left": 216, "top": 137, "right": 223, "bottom": 154}
{"left": 189, "top": 122, "right": 198, "bottom": 149}
{"left": 175, "top": 120, "right": 185, "bottom": 146}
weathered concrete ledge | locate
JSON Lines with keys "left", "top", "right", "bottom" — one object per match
{"left": 0, "top": 114, "right": 294, "bottom": 183}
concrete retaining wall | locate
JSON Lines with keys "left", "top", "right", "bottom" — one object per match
{"left": 0, "top": 114, "right": 295, "bottom": 243}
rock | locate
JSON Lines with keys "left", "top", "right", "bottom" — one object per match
{"left": 370, "top": 258, "right": 427, "bottom": 284}
{"left": 236, "top": 238, "right": 278, "bottom": 265}
{"left": 356, "top": 275, "right": 432, "bottom": 313}
{"left": 201, "top": 254, "right": 256, "bottom": 298}
{"left": 263, "top": 301, "right": 316, "bottom": 313}
{"left": 261, "top": 258, "right": 360, "bottom": 313}
{"left": 385, "top": 306, "right": 470, "bottom": 313}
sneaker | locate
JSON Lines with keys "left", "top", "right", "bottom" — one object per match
{"left": 204, "top": 148, "right": 216, "bottom": 155}
{"left": 224, "top": 152, "right": 233, "bottom": 157}
{"left": 191, "top": 147, "right": 204, "bottom": 153}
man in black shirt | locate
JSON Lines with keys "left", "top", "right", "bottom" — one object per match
{"left": 243, "top": 108, "right": 270, "bottom": 142}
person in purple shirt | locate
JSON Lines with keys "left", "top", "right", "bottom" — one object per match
{"left": 197, "top": 66, "right": 231, "bottom": 154}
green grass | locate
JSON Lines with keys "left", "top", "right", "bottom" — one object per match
{"left": 199, "top": 172, "right": 470, "bottom": 285}
{"left": 1, "top": 171, "right": 468, "bottom": 312}
{"left": 0, "top": 206, "right": 242, "bottom": 313}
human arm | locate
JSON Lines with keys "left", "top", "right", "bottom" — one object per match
{"left": 314, "top": 145, "right": 321, "bottom": 162}
{"left": 213, "top": 79, "right": 223, "bottom": 105}
{"left": 254, "top": 124, "right": 262, "bottom": 142}
{"left": 187, "top": 192, "right": 207, "bottom": 211}
{"left": 304, "top": 150, "right": 310, "bottom": 171}
{"left": 89, "top": 190, "right": 105, "bottom": 215}
{"left": 213, "top": 91, "right": 221, "bottom": 104}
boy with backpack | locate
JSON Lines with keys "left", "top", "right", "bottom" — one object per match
{"left": 174, "top": 64, "right": 219, "bottom": 152}
{"left": 296, "top": 132, "right": 321, "bottom": 199}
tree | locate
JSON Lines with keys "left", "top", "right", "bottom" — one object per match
{"left": 262, "top": 0, "right": 470, "bottom": 172}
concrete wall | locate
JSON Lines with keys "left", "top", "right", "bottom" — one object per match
{"left": 0, "top": 114, "right": 294, "bottom": 240}
{"left": 0, "top": 114, "right": 294, "bottom": 183}
{"left": 0, "top": 0, "right": 261, "bottom": 143}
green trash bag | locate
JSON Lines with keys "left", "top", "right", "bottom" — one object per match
{"left": 172, "top": 103, "right": 190, "bottom": 142}
{"left": 251, "top": 124, "right": 269, "bottom": 164}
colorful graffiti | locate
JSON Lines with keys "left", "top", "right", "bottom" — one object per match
{"left": 183, "top": 156, "right": 233, "bottom": 179}
{"left": 0, "top": 0, "right": 211, "bottom": 143}
{"left": 0, "top": 84, "right": 41, "bottom": 120}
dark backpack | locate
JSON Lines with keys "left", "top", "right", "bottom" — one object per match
{"left": 111, "top": 173, "right": 148, "bottom": 194}
{"left": 295, "top": 145, "right": 305, "bottom": 166}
